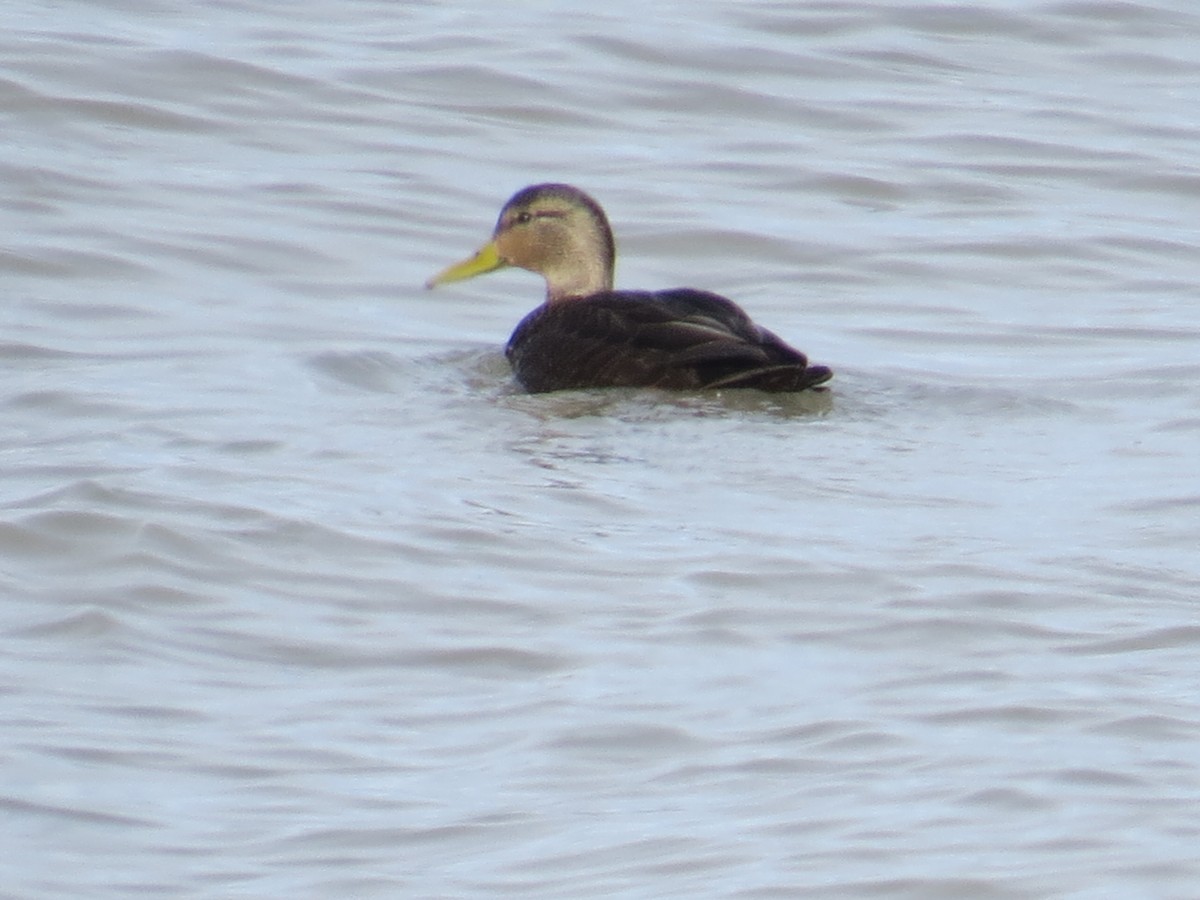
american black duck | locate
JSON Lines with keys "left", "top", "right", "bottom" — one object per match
{"left": 426, "top": 183, "right": 832, "bottom": 394}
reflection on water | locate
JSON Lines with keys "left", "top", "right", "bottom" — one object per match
{"left": 3, "top": 1, "right": 1200, "bottom": 897}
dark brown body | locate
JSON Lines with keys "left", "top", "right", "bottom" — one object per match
{"left": 507, "top": 288, "right": 833, "bottom": 393}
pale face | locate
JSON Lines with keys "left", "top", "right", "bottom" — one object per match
{"left": 427, "top": 184, "right": 615, "bottom": 302}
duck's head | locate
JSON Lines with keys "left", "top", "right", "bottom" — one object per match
{"left": 426, "top": 183, "right": 615, "bottom": 303}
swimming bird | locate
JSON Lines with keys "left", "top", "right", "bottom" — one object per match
{"left": 426, "top": 183, "right": 832, "bottom": 394}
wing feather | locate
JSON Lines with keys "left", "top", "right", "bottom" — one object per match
{"left": 506, "top": 289, "right": 829, "bottom": 393}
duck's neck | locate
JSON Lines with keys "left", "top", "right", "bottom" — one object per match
{"left": 540, "top": 217, "right": 615, "bottom": 303}
{"left": 543, "top": 258, "right": 613, "bottom": 303}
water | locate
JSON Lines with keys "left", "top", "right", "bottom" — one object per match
{"left": 3, "top": 1, "right": 1199, "bottom": 897}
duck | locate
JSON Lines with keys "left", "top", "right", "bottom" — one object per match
{"left": 425, "top": 183, "right": 832, "bottom": 394}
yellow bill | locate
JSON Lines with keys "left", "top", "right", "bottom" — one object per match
{"left": 425, "top": 240, "right": 506, "bottom": 289}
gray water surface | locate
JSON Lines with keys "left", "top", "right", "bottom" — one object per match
{"left": 3, "top": 2, "right": 1200, "bottom": 897}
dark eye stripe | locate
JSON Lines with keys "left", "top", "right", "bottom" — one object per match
{"left": 512, "top": 209, "right": 565, "bottom": 226}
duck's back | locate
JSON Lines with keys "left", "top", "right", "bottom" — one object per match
{"left": 505, "top": 289, "right": 832, "bottom": 394}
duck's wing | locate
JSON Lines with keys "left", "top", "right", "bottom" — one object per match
{"left": 506, "top": 289, "right": 831, "bottom": 393}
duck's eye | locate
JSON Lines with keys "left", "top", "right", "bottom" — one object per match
{"left": 515, "top": 211, "right": 532, "bottom": 225}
